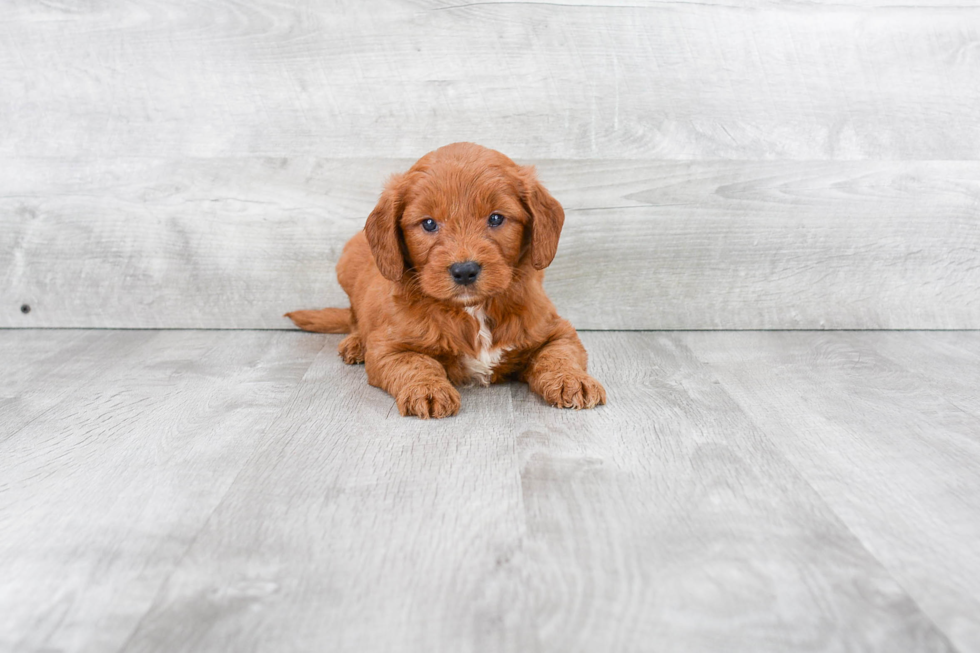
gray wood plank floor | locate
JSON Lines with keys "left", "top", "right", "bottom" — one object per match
{"left": 1, "top": 329, "right": 978, "bottom": 652}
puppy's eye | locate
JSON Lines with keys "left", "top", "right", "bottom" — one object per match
{"left": 421, "top": 218, "right": 438, "bottom": 232}
{"left": 488, "top": 213, "right": 505, "bottom": 228}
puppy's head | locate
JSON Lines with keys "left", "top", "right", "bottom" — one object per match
{"left": 365, "top": 142, "right": 564, "bottom": 305}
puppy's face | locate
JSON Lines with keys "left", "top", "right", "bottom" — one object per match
{"left": 365, "top": 143, "right": 565, "bottom": 305}
{"left": 400, "top": 162, "right": 528, "bottom": 305}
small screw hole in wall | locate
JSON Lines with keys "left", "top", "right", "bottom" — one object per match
{"left": 20, "top": 304, "right": 31, "bottom": 315}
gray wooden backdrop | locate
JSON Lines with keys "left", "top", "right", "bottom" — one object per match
{"left": 2, "top": 0, "right": 978, "bottom": 330}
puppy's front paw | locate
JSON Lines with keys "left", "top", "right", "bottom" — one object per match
{"left": 536, "top": 370, "right": 607, "bottom": 410}
{"left": 396, "top": 381, "right": 461, "bottom": 419}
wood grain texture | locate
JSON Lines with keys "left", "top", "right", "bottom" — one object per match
{"left": 4, "top": 158, "right": 979, "bottom": 329}
{"left": 117, "top": 340, "right": 535, "bottom": 653}
{"left": 504, "top": 332, "right": 953, "bottom": 652}
{"left": 3, "top": 0, "right": 980, "bottom": 329}
{"left": 0, "top": 330, "right": 320, "bottom": 653}
{"left": 1, "top": 1, "right": 978, "bottom": 160}
{"left": 0, "top": 330, "right": 961, "bottom": 652}
{"left": 683, "top": 331, "right": 980, "bottom": 653}
{"left": 0, "top": 330, "right": 155, "bottom": 445}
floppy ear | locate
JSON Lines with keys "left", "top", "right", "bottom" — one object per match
{"left": 365, "top": 173, "right": 408, "bottom": 281}
{"left": 520, "top": 166, "right": 565, "bottom": 270}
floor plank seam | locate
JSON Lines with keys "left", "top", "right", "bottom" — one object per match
{"left": 693, "top": 354, "right": 966, "bottom": 651}
{"left": 110, "top": 335, "right": 332, "bottom": 653}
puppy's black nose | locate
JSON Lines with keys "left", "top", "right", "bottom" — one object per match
{"left": 450, "top": 261, "right": 482, "bottom": 286}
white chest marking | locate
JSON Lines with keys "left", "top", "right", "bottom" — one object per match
{"left": 462, "top": 306, "right": 508, "bottom": 386}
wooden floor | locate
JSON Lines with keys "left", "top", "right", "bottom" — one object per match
{"left": 2, "top": 329, "right": 979, "bottom": 653}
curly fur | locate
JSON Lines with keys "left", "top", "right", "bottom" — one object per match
{"left": 286, "top": 142, "right": 606, "bottom": 418}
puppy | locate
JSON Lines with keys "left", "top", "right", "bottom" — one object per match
{"left": 286, "top": 142, "right": 606, "bottom": 419}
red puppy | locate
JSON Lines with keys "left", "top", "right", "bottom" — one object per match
{"left": 286, "top": 142, "right": 606, "bottom": 418}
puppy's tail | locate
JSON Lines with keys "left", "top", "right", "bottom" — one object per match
{"left": 284, "top": 307, "right": 352, "bottom": 333}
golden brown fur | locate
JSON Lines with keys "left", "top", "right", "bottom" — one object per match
{"left": 286, "top": 142, "right": 606, "bottom": 418}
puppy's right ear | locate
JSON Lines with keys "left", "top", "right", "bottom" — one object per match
{"left": 365, "top": 173, "right": 408, "bottom": 281}
{"left": 519, "top": 166, "right": 565, "bottom": 270}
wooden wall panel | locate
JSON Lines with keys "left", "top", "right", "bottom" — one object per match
{"left": 2, "top": 1, "right": 978, "bottom": 328}
{"left": 4, "top": 158, "right": 978, "bottom": 329}
{"left": 0, "top": 1, "right": 977, "bottom": 160}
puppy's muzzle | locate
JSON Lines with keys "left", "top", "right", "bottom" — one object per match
{"left": 450, "top": 261, "right": 481, "bottom": 286}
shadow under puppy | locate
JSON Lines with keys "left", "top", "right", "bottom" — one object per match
{"left": 286, "top": 142, "right": 606, "bottom": 419}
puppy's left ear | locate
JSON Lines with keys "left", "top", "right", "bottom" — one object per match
{"left": 519, "top": 166, "right": 565, "bottom": 270}
{"left": 365, "top": 173, "right": 409, "bottom": 281}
